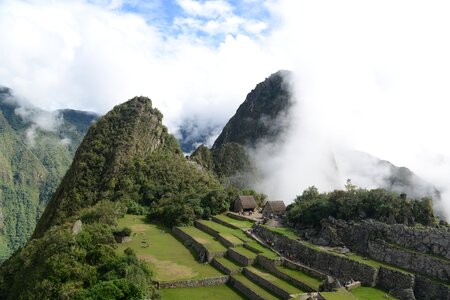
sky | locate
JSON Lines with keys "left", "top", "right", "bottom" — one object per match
{"left": 1, "top": 0, "right": 450, "bottom": 218}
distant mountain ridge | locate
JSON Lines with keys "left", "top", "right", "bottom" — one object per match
{"left": 0, "top": 87, "right": 97, "bottom": 261}
{"left": 191, "top": 71, "right": 439, "bottom": 202}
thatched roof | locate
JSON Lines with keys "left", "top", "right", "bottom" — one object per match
{"left": 236, "top": 195, "right": 257, "bottom": 209}
{"left": 264, "top": 201, "right": 286, "bottom": 213}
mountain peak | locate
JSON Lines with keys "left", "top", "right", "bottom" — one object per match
{"left": 33, "top": 96, "right": 179, "bottom": 236}
{"left": 212, "top": 70, "right": 293, "bottom": 149}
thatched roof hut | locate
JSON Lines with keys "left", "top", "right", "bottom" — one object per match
{"left": 262, "top": 200, "right": 286, "bottom": 218}
{"left": 233, "top": 195, "right": 257, "bottom": 213}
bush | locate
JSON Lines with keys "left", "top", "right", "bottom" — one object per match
{"left": 287, "top": 185, "right": 436, "bottom": 227}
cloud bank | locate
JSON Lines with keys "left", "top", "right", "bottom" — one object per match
{"left": 1, "top": 0, "right": 450, "bottom": 219}
{"left": 253, "top": 0, "right": 450, "bottom": 220}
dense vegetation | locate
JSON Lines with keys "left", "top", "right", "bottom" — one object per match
{"left": 0, "top": 88, "right": 96, "bottom": 262}
{"left": 1, "top": 96, "right": 235, "bottom": 299}
{"left": 114, "top": 150, "right": 233, "bottom": 226}
{"left": 212, "top": 70, "right": 293, "bottom": 149}
{"left": 33, "top": 96, "right": 235, "bottom": 235}
{"left": 190, "top": 143, "right": 257, "bottom": 189}
{"left": 0, "top": 201, "right": 152, "bottom": 300}
{"left": 287, "top": 182, "right": 435, "bottom": 227}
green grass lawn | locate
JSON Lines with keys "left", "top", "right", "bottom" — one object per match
{"left": 277, "top": 265, "right": 323, "bottom": 290}
{"left": 178, "top": 226, "right": 227, "bottom": 253}
{"left": 232, "top": 246, "right": 258, "bottom": 259}
{"left": 232, "top": 274, "right": 280, "bottom": 300}
{"left": 159, "top": 285, "right": 246, "bottom": 300}
{"left": 246, "top": 266, "right": 304, "bottom": 294}
{"left": 116, "top": 214, "right": 222, "bottom": 281}
{"left": 262, "top": 225, "right": 298, "bottom": 240}
{"left": 214, "top": 214, "right": 254, "bottom": 229}
{"left": 214, "top": 257, "right": 242, "bottom": 273}
{"left": 350, "top": 287, "right": 397, "bottom": 300}
{"left": 198, "top": 219, "right": 252, "bottom": 242}
{"left": 245, "top": 240, "right": 279, "bottom": 259}
{"left": 321, "top": 288, "right": 357, "bottom": 300}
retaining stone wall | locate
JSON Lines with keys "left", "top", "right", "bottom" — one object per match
{"left": 212, "top": 216, "right": 240, "bottom": 229}
{"left": 243, "top": 268, "right": 291, "bottom": 299}
{"left": 158, "top": 276, "right": 229, "bottom": 289}
{"left": 321, "top": 218, "right": 450, "bottom": 261}
{"left": 414, "top": 276, "right": 450, "bottom": 300}
{"left": 253, "top": 225, "right": 378, "bottom": 286}
{"left": 373, "top": 222, "right": 450, "bottom": 260}
{"left": 212, "top": 258, "right": 242, "bottom": 275}
{"left": 257, "top": 255, "right": 317, "bottom": 292}
{"left": 195, "top": 221, "right": 219, "bottom": 236}
{"left": 172, "top": 227, "right": 226, "bottom": 262}
{"left": 368, "top": 241, "right": 450, "bottom": 282}
{"left": 217, "top": 234, "right": 237, "bottom": 248}
{"left": 172, "top": 227, "right": 208, "bottom": 261}
{"left": 283, "top": 259, "right": 326, "bottom": 281}
{"left": 377, "top": 267, "right": 415, "bottom": 291}
{"left": 228, "top": 248, "right": 255, "bottom": 266}
{"left": 227, "top": 212, "right": 256, "bottom": 223}
{"left": 229, "top": 277, "right": 265, "bottom": 300}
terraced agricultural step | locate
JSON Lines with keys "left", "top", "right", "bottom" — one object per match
{"left": 212, "top": 257, "right": 243, "bottom": 275}
{"left": 195, "top": 220, "right": 249, "bottom": 247}
{"left": 213, "top": 214, "right": 255, "bottom": 229}
{"left": 244, "top": 266, "right": 304, "bottom": 299}
{"left": 230, "top": 274, "right": 281, "bottom": 300}
{"left": 276, "top": 265, "right": 323, "bottom": 291}
{"left": 244, "top": 241, "right": 279, "bottom": 260}
{"left": 228, "top": 246, "right": 258, "bottom": 266}
{"left": 173, "top": 226, "right": 227, "bottom": 261}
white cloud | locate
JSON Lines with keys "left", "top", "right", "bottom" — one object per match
{"left": 176, "top": 0, "right": 232, "bottom": 18}
{"left": 251, "top": 0, "right": 450, "bottom": 220}
{"left": 2, "top": 0, "right": 450, "bottom": 219}
{"left": 0, "top": 0, "right": 278, "bottom": 134}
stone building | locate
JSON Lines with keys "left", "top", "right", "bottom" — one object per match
{"left": 262, "top": 200, "right": 286, "bottom": 218}
{"left": 233, "top": 196, "right": 257, "bottom": 213}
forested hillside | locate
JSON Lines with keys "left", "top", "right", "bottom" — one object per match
{"left": 0, "top": 87, "right": 97, "bottom": 261}
{"left": 0, "top": 96, "right": 237, "bottom": 299}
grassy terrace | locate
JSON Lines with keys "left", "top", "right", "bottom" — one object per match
{"left": 277, "top": 265, "right": 322, "bottom": 290}
{"left": 215, "top": 214, "right": 254, "bottom": 229}
{"left": 233, "top": 246, "right": 258, "bottom": 259}
{"left": 245, "top": 240, "right": 279, "bottom": 259}
{"left": 178, "top": 226, "right": 227, "bottom": 253}
{"left": 197, "top": 219, "right": 252, "bottom": 242}
{"left": 116, "top": 215, "right": 222, "bottom": 281}
{"left": 246, "top": 266, "right": 304, "bottom": 295}
{"left": 321, "top": 288, "right": 357, "bottom": 300}
{"left": 159, "top": 285, "right": 246, "bottom": 300}
{"left": 215, "top": 256, "right": 243, "bottom": 272}
{"left": 350, "top": 287, "right": 397, "bottom": 300}
{"left": 232, "top": 274, "right": 280, "bottom": 300}
{"left": 262, "top": 225, "right": 298, "bottom": 240}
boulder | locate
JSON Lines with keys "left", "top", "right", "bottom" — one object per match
{"left": 72, "top": 220, "right": 82, "bottom": 235}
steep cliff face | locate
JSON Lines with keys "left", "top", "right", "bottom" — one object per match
{"left": 191, "top": 71, "right": 292, "bottom": 188}
{"left": 212, "top": 70, "right": 293, "bottom": 149}
{"left": 0, "top": 88, "right": 97, "bottom": 261}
